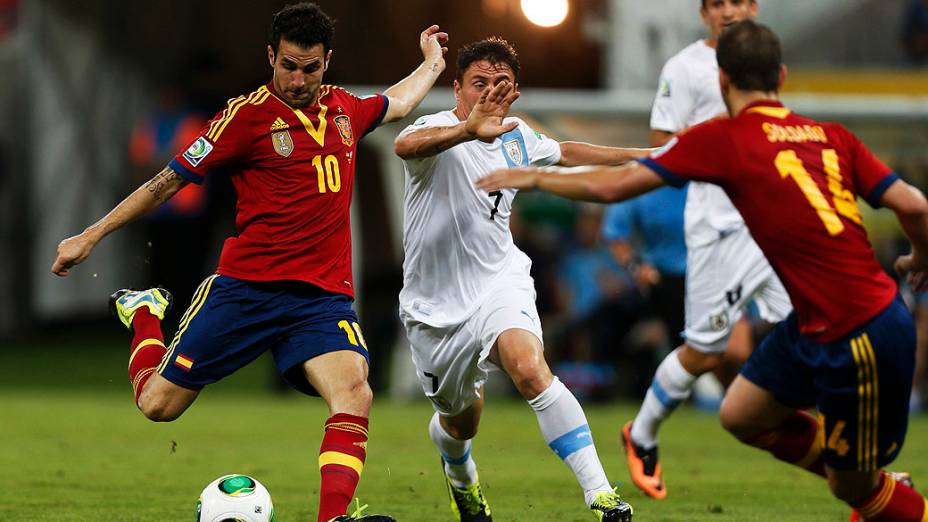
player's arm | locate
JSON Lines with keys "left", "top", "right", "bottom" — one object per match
{"left": 882, "top": 180, "right": 928, "bottom": 291}
{"left": 557, "top": 142, "right": 655, "bottom": 167}
{"left": 394, "top": 81, "right": 519, "bottom": 159}
{"left": 51, "top": 167, "right": 188, "bottom": 277}
{"left": 475, "top": 161, "right": 666, "bottom": 203}
{"left": 650, "top": 129, "right": 675, "bottom": 147}
{"left": 381, "top": 25, "right": 449, "bottom": 124}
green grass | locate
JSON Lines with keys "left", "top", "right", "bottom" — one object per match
{"left": 2, "top": 333, "right": 926, "bottom": 521}
{"left": 2, "top": 388, "right": 927, "bottom": 521}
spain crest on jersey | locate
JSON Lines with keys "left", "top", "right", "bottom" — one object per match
{"left": 334, "top": 115, "right": 353, "bottom": 146}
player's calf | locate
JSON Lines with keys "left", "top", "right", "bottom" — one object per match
{"left": 843, "top": 470, "right": 927, "bottom": 521}
{"left": 110, "top": 287, "right": 173, "bottom": 408}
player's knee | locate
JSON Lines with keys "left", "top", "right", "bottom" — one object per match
{"left": 718, "top": 398, "right": 752, "bottom": 440}
{"left": 330, "top": 378, "right": 373, "bottom": 417}
{"left": 679, "top": 344, "right": 725, "bottom": 375}
{"left": 826, "top": 470, "right": 880, "bottom": 504}
{"left": 138, "top": 395, "right": 182, "bottom": 422}
{"left": 511, "top": 365, "right": 554, "bottom": 400}
{"left": 443, "top": 420, "right": 478, "bottom": 440}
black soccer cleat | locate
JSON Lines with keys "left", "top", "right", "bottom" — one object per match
{"left": 328, "top": 515, "right": 396, "bottom": 522}
{"left": 590, "top": 489, "right": 634, "bottom": 522}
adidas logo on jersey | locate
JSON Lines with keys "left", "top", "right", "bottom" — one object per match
{"left": 270, "top": 117, "right": 289, "bottom": 131}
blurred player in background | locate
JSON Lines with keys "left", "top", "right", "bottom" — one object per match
{"left": 51, "top": 3, "right": 449, "bottom": 521}
{"left": 621, "top": 0, "right": 792, "bottom": 499}
{"left": 601, "top": 185, "right": 688, "bottom": 355}
{"left": 394, "top": 38, "right": 647, "bottom": 522}
{"left": 478, "top": 20, "right": 928, "bottom": 521}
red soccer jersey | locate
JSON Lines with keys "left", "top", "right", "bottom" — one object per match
{"left": 169, "top": 83, "right": 388, "bottom": 298}
{"left": 642, "top": 100, "right": 899, "bottom": 342}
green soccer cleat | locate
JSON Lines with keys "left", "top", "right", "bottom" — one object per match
{"left": 590, "top": 489, "right": 633, "bottom": 522}
{"left": 109, "top": 287, "right": 173, "bottom": 330}
{"left": 444, "top": 465, "right": 492, "bottom": 522}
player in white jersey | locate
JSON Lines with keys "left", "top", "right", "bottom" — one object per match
{"left": 394, "top": 38, "right": 647, "bottom": 522}
{"left": 620, "top": 0, "right": 792, "bottom": 500}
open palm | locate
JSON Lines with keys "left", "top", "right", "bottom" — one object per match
{"left": 465, "top": 81, "right": 521, "bottom": 140}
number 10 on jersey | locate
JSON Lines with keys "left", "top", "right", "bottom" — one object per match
{"left": 313, "top": 154, "right": 341, "bottom": 193}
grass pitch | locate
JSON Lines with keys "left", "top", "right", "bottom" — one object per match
{"left": 2, "top": 336, "right": 927, "bottom": 521}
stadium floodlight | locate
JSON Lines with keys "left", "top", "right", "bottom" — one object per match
{"left": 520, "top": 0, "right": 569, "bottom": 27}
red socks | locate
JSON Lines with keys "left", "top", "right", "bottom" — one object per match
{"left": 854, "top": 471, "right": 927, "bottom": 521}
{"left": 744, "top": 410, "right": 825, "bottom": 477}
{"left": 317, "top": 413, "right": 369, "bottom": 522}
{"left": 127, "top": 308, "right": 167, "bottom": 406}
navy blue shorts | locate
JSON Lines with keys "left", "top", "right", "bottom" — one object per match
{"left": 156, "top": 274, "right": 370, "bottom": 395}
{"left": 741, "top": 297, "right": 914, "bottom": 471}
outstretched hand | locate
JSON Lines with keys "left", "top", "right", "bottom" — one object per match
{"left": 51, "top": 232, "right": 97, "bottom": 277}
{"left": 896, "top": 252, "right": 928, "bottom": 292}
{"left": 465, "top": 81, "right": 521, "bottom": 141}
{"left": 475, "top": 167, "right": 540, "bottom": 192}
{"left": 419, "top": 25, "right": 449, "bottom": 64}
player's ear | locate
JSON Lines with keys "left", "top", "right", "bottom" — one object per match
{"left": 778, "top": 64, "right": 788, "bottom": 90}
{"left": 324, "top": 49, "right": 333, "bottom": 71}
{"left": 267, "top": 45, "right": 276, "bottom": 68}
{"left": 718, "top": 69, "right": 730, "bottom": 93}
{"left": 453, "top": 79, "right": 462, "bottom": 102}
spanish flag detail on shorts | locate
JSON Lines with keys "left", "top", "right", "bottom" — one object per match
{"left": 174, "top": 353, "right": 195, "bottom": 371}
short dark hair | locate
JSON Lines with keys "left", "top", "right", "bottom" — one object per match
{"left": 455, "top": 37, "right": 520, "bottom": 82}
{"left": 269, "top": 2, "right": 335, "bottom": 55}
{"left": 717, "top": 20, "right": 782, "bottom": 92}
{"left": 701, "top": 0, "right": 757, "bottom": 8}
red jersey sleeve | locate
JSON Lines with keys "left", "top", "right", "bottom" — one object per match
{"left": 342, "top": 90, "right": 388, "bottom": 140}
{"left": 168, "top": 98, "right": 252, "bottom": 184}
{"left": 640, "top": 119, "right": 736, "bottom": 188}
{"left": 834, "top": 124, "right": 898, "bottom": 208}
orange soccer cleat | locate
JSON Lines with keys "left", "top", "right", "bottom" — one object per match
{"left": 621, "top": 421, "right": 667, "bottom": 500}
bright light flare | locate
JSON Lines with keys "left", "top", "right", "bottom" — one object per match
{"left": 520, "top": 0, "right": 569, "bottom": 28}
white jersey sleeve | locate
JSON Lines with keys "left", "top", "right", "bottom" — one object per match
{"left": 397, "top": 112, "right": 458, "bottom": 177}
{"left": 649, "top": 56, "right": 692, "bottom": 134}
{"left": 513, "top": 118, "right": 562, "bottom": 166}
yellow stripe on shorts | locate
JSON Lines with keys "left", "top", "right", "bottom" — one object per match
{"left": 158, "top": 275, "right": 218, "bottom": 374}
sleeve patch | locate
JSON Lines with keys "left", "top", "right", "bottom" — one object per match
{"left": 182, "top": 137, "right": 214, "bottom": 167}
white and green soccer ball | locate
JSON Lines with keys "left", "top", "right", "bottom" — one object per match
{"left": 196, "top": 474, "right": 276, "bottom": 522}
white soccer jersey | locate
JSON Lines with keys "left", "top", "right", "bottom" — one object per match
{"left": 398, "top": 110, "right": 561, "bottom": 327}
{"left": 650, "top": 39, "right": 744, "bottom": 248}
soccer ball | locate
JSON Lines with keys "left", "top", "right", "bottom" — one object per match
{"left": 196, "top": 474, "right": 276, "bottom": 522}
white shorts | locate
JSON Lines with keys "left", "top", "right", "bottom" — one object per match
{"left": 400, "top": 272, "right": 543, "bottom": 416}
{"left": 684, "top": 226, "right": 792, "bottom": 353}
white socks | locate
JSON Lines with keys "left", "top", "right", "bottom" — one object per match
{"left": 631, "top": 347, "right": 697, "bottom": 449}
{"left": 529, "top": 377, "right": 612, "bottom": 507}
{"left": 429, "top": 412, "right": 478, "bottom": 488}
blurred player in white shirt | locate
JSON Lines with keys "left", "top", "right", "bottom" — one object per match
{"left": 620, "top": 0, "right": 792, "bottom": 500}
{"left": 395, "top": 38, "right": 647, "bottom": 522}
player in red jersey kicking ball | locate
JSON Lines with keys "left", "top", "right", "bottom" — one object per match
{"left": 51, "top": 3, "right": 448, "bottom": 521}
{"left": 478, "top": 20, "right": 928, "bottom": 521}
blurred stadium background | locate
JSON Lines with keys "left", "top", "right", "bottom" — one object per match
{"left": 2, "top": 0, "right": 928, "bottom": 519}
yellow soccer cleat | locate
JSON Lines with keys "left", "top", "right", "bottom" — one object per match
{"left": 109, "top": 287, "right": 173, "bottom": 330}
{"left": 590, "top": 488, "right": 633, "bottom": 522}
{"left": 444, "top": 466, "right": 492, "bottom": 522}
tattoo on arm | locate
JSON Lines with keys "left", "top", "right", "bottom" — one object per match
{"left": 430, "top": 62, "right": 440, "bottom": 73}
{"left": 145, "top": 168, "right": 187, "bottom": 203}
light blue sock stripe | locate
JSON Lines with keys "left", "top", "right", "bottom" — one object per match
{"left": 442, "top": 448, "right": 471, "bottom": 466}
{"left": 548, "top": 424, "right": 594, "bottom": 460}
{"left": 651, "top": 380, "right": 682, "bottom": 410}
